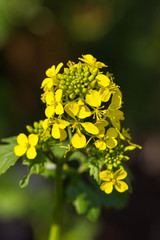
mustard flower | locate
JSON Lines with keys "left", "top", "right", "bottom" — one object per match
{"left": 51, "top": 119, "right": 70, "bottom": 141}
{"left": 45, "top": 89, "right": 64, "bottom": 118}
{"left": 14, "top": 133, "right": 38, "bottom": 159}
{"left": 78, "top": 54, "right": 107, "bottom": 68}
{"left": 41, "top": 63, "right": 63, "bottom": 90}
{"left": 95, "top": 127, "right": 118, "bottom": 150}
{"left": 99, "top": 169, "right": 128, "bottom": 194}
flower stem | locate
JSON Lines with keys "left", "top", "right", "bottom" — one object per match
{"left": 48, "top": 157, "right": 64, "bottom": 240}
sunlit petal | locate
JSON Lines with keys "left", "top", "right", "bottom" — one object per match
{"left": 28, "top": 134, "right": 38, "bottom": 147}
{"left": 114, "top": 180, "right": 128, "bottom": 193}
{"left": 14, "top": 145, "right": 27, "bottom": 156}
{"left": 100, "top": 182, "right": 113, "bottom": 194}
{"left": 99, "top": 170, "right": 113, "bottom": 181}
{"left": 26, "top": 147, "right": 37, "bottom": 159}
{"left": 17, "top": 133, "right": 28, "bottom": 145}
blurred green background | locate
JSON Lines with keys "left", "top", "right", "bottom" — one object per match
{"left": 0, "top": 0, "right": 160, "bottom": 239}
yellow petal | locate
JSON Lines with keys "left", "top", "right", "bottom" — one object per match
{"left": 46, "top": 92, "right": 54, "bottom": 105}
{"left": 106, "top": 138, "right": 117, "bottom": 148}
{"left": 100, "top": 182, "right": 113, "bottom": 194}
{"left": 41, "top": 78, "right": 50, "bottom": 88}
{"left": 28, "top": 134, "right": 38, "bottom": 147}
{"left": 81, "top": 122, "right": 99, "bottom": 135}
{"left": 56, "top": 119, "right": 70, "bottom": 129}
{"left": 95, "top": 140, "right": 106, "bottom": 150}
{"left": 95, "top": 120, "right": 108, "bottom": 138}
{"left": 79, "top": 54, "right": 96, "bottom": 64}
{"left": 114, "top": 169, "right": 127, "bottom": 180}
{"left": 55, "top": 62, "right": 63, "bottom": 74}
{"left": 42, "top": 119, "right": 49, "bottom": 130}
{"left": 99, "top": 87, "right": 111, "bottom": 102}
{"left": 26, "top": 147, "right": 37, "bottom": 159}
{"left": 106, "top": 128, "right": 118, "bottom": 138}
{"left": 59, "top": 129, "right": 67, "bottom": 141}
{"left": 64, "top": 102, "right": 79, "bottom": 118}
{"left": 96, "top": 74, "right": 110, "bottom": 87}
{"left": 45, "top": 106, "right": 55, "bottom": 118}
{"left": 55, "top": 103, "right": 64, "bottom": 115}
{"left": 111, "top": 119, "right": 121, "bottom": 130}
{"left": 114, "top": 180, "right": 128, "bottom": 193}
{"left": 46, "top": 65, "right": 56, "bottom": 77}
{"left": 55, "top": 89, "right": 62, "bottom": 102}
{"left": 99, "top": 170, "right": 113, "bottom": 181}
{"left": 115, "top": 110, "right": 124, "bottom": 120}
{"left": 77, "top": 105, "right": 91, "bottom": 119}
{"left": 17, "top": 133, "right": 28, "bottom": 146}
{"left": 85, "top": 90, "right": 101, "bottom": 107}
{"left": 71, "top": 132, "right": 86, "bottom": 148}
{"left": 52, "top": 123, "right": 60, "bottom": 139}
{"left": 111, "top": 92, "right": 122, "bottom": 108}
{"left": 14, "top": 145, "right": 27, "bottom": 156}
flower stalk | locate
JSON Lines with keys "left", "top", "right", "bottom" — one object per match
{"left": 48, "top": 156, "right": 65, "bottom": 240}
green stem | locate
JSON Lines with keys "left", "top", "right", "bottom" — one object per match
{"left": 67, "top": 126, "right": 72, "bottom": 143}
{"left": 48, "top": 157, "right": 65, "bottom": 240}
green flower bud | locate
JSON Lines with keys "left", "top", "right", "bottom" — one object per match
{"left": 34, "top": 122, "right": 39, "bottom": 129}
{"left": 69, "top": 93, "right": 76, "bottom": 99}
{"left": 64, "top": 68, "right": 70, "bottom": 74}
{"left": 91, "top": 68, "right": 98, "bottom": 77}
{"left": 88, "top": 75, "right": 95, "bottom": 81}
{"left": 26, "top": 125, "right": 34, "bottom": 133}
{"left": 107, "top": 164, "right": 113, "bottom": 170}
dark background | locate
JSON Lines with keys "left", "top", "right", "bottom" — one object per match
{"left": 0, "top": 0, "right": 160, "bottom": 239}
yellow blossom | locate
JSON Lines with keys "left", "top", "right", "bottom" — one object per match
{"left": 64, "top": 100, "right": 91, "bottom": 119}
{"left": 78, "top": 54, "right": 107, "bottom": 68}
{"left": 45, "top": 89, "right": 64, "bottom": 118}
{"left": 41, "top": 63, "right": 63, "bottom": 90}
{"left": 51, "top": 119, "right": 70, "bottom": 141}
{"left": 95, "top": 127, "right": 118, "bottom": 150}
{"left": 14, "top": 133, "right": 38, "bottom": 159}
{"left": 99, "top": 169, "right": 128, "bottom": 194}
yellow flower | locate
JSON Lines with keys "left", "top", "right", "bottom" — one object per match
{"left": 41, "top": 63, "right": 63, "bottom": 90}
{"left": 95, "top": 127, "right": 118, "bottom": 150}
{"left": 71, "top": 122, "right": 99, "bottom": 149}
{"left": 14, "top": 133, "right": 38, "bottom": 159}
{"left": 78, "top": 54, "right": 107, "bottom": 68}
{"left": 95, "top": 119, "right": 109, "bottom": 138}
{"left": 64, "top": 100, "right": 91, "bottom": 119}
{"left": 105, "top": 127, "right": 118, "bottom": 148}
{"left": 105, "top": 106, "right": 124, "bottom": 130}
{"left": 51, "top": 119, "right": 70, "bottom": 141}
{"left": 85, "top": 90, "right": 101, "bottom": 108}
{"left": 99, "top": 169, "right": 128, "bottom": 194}
{"left": 45, "top": 89, "right": 64, "bottom": 118}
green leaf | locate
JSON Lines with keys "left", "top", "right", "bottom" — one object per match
{"left": 74, "top": 193, "right": 89, "bottom": 214}
{"left": 67, "top": 179, "right": 100, "bottom": 221}
{"left": 0, "top": 136, "right": 19, "bottom": 175}
{"left": 20, "top": 152, "right": 47, "bottom": 188}
{"left": 89, "top": 158, "right": 104, "bottom": 184}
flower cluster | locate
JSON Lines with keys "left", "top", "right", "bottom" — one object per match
{"left": 14, "top": 54, "right": 141, "bottom": 194}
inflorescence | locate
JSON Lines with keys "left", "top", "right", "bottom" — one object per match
{"left": 14, "top": 54, "right": 141, "bottom": 194}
